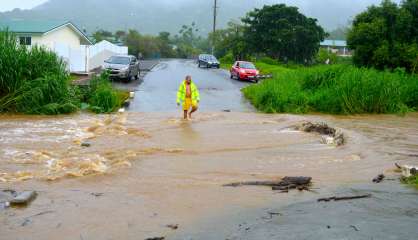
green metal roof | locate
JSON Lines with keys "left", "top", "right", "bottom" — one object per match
{"left": 0, "top": 20, "right": 69, "bottom": 34}
{"left": 0, "top": 19, "right": 92, "bottom": 44}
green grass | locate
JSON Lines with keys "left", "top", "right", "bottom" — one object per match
{"left": 242, "top": 64, "right": 418, "bottom": 114}
{"left": 0, "top": 30, "right": 126, "bottom": 115}
{"left": 402, "top": 175, "right": 418, "bottom": 188}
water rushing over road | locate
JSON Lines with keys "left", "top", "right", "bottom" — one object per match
{"left": 1, "top": 112, "right": 417, "bottom": 239}
{"left": 1, "top": 60, "right": 417, "bottom": 239}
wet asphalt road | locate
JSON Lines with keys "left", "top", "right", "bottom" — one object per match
{"left": 128, "top": 59, "right": 254, "bottom": 112}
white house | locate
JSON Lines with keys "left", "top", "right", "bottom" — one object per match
{"left": 320, "top": 39, "right": 352, "bottom": 57}
{"left": 0, "top": 20, "right": 128, "bottom": 73}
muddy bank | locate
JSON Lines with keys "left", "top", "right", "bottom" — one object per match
{"left": 1, "top": 112, "right": 417, "bottom": 239}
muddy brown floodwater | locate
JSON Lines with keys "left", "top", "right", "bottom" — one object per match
{"left": 1, "top": 112, "right": 417, "bottom": 239}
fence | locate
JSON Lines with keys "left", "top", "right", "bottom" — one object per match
{"left": 52, "top": 40, "right": 128, "bottom": 73}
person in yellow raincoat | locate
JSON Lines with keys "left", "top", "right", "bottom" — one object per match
{"left": 177, "top": 75, "right": 200, "bottom": 119}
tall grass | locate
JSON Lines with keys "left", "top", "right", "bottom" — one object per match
{"left": 0, "top": 30, "right": 125, "bottom": 115}
{"left": 243, "top": 65, "right": 418, "bottom": 114}
{"left": 0, "top": 30, "right": 79, "bottom": 114}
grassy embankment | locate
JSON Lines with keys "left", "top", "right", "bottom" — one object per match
{"left": 222, "top": 58, "right": 418, "bottom": 115}
{"left": 0, "top": 30, "right": 127, "bottom": 115}
{"left": 402, "top": 175, "right": 418, "bottom": 188}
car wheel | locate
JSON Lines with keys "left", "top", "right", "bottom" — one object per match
{"left": 230, "top": 74, "right": 233, "bottom": 79}
{"left": 254, "top": 79, "right": 259, "bottom": 83}
{"left": 198, "top": 62, "right": 201, "bottom": 68}
{"left": 135, "top": 71, "right": 139, "bottom": 80}
{"left": 125, "top": 72, "right": 132, "bottom": 83}
{"left": 236, "top": 74, "right": 241, "bottom": 81}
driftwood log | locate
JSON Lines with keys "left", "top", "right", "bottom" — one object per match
{"left": 317, "top": 194, "right": 372, "bottom": 202}
{"left": 224, "top": 176, "right": 312, "bottom": 191}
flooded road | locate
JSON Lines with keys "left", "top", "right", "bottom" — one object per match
{"left": 129, "top": 59, "right": 254, "bottom": 112}
{"left": 1, "top": 59, "right": 417, "bottom": 239}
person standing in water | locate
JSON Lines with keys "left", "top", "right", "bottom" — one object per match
{"left": 177, "top": 75, "right": 200, "bottom": 119}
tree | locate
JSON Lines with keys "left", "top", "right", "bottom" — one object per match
{"left": 173, "top": 23, "right": 209, "bottom": 58}
{"left": 157, "top": 32, "right": 175, "bottom": 58}
{"left": 115, "top": 30, "right": 127, "bottom": 42}
{"left": 242, "top": 4, "right": 326, "bottom": 63}
{"left": 92, "top": 29, "right": 114, "bottom": 43}
{"left": 347, "top": 0, "right": 418, "bottom": 72}
{"left": 209, "top": 21, "right": 249, "bottom": 60}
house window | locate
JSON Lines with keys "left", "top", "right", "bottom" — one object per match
{"left": 19, "top": 36, "right": 32, "bottom": 46}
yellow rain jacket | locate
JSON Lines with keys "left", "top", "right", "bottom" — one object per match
{"left": 176, "top": 80, "right": 200, "bottom": 105}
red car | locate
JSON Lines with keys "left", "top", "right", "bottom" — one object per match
{"left": 230, "top": 61, "right": 260, "bottom": 83}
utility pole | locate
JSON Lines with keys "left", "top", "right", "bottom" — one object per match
{"left": 212, "top": 0, "right": 218, "bottom": 55}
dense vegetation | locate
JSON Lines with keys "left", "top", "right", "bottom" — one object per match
{"left": 243, "top": 63, "right": 418, "bottom": 114}
{"left": 92, "top": 22, "right": 210, "bottom": 59}
{"left": 348, "top": 0, "right": 418, "bottom": 72}
{"left": 0, "top": 30, "right": 125, "bottom": 115}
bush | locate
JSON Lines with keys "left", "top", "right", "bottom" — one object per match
{"left": 84, "top": 72, "right": 126, "bottom": 113}
{"left": 316, "top": 48, "right": 337, "bottom": 64}
{"left": 0, "top": 30, "right": 79, "bottom": 115}
{"left": 243, "top": 65, "right": 418, "bottom": 114}
{"left": 258, "top": 56, "right": 280, "bottom": 65}
{"left": 219, "top": 52, "right": 234, "bottom": 64}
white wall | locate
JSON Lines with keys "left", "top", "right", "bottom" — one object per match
{"left": 87, "top": 40, "right": 128, "bottom": 71}
{"left": 32, "top": 25, "right": 82, "bottom": 50}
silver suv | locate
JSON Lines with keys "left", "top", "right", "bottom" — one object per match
{"left": 103, "top": 55, "right": 140, "bottom": 82}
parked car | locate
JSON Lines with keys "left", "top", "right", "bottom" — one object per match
{"left": 230, "top": 61, "right": 260, "bottom": 82}
{"left": 103, "top": 55, "right": 140, "bottom": 82}
{"left": 198, "top": 54, "right": 220, "bottom": 68}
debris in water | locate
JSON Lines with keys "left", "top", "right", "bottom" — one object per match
{"left": 129, "top": 92, "right": 135, "bottom": 98}
{"left": 317, "top": 194, "right": 372, "bottom": 202}
{"left": 145, "top": 237, "right": 165, "bottom": 240}
{"left": 297, "top": 122, "right": 345, "bottom": 146}
{"left": 123, "top": 100, "right": 130, "bottom": 108}
{"left": 224, "top": 176, "right": 312, "bottom": 192}
{"left": 81, "top": 142, "right": 91, "bottom": 147}
{"left": 91, "top": 192, "right": 104, "bottom": 197}
{"left": 166, "top": 224, "right": 179, "bottom": 230}
{"left": 373, "top": 174, "right": 385, "bottom": 183}
{"left": 10, "top": 191, "right": 37, "bottom": 206}
{"left": 118, "top": 108, "right": 125, "bottom": 113}
{"left": 223, "top": 109, "right": 231, "bottom": 112}
{"left": 350, "top": 225, "right": 360, "bottom": 232}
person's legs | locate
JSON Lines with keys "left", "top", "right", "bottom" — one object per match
{"left": 188, "top": 106, "right": 198, "bottom": 119}
{"left": 183, "top": 110, "right": 188, "bottom": 119}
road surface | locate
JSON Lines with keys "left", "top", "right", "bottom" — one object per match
{"left": 128, "top": 59, "right": 254, "bottom": 112}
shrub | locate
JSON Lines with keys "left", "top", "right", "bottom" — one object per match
{"left": 316, "top": 48, "right": 337, "bottom": 64}
{"left": 85, "top": 72, "right": 125, "bottom": 113}
{"left": 219, "top": 52, "right": 234, "bottom": 64}
{"left": 258, "top": 56, "right": 280, "bottom": 65}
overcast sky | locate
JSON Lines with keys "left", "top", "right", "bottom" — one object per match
{"left": 0, "top": 0, "right": 48, "bottom": 11}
